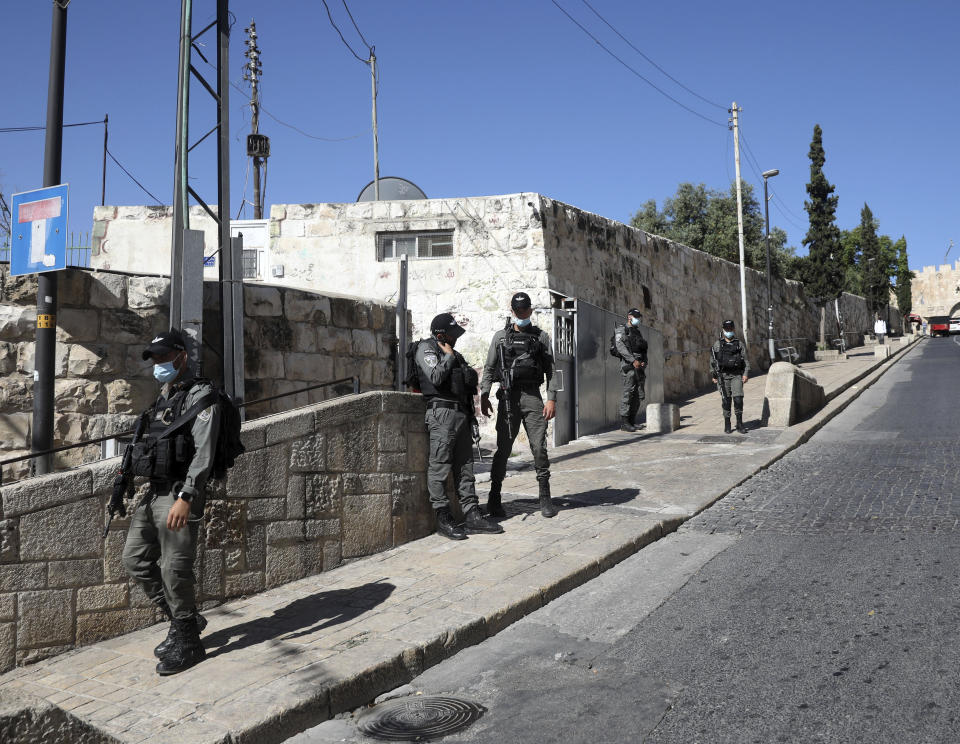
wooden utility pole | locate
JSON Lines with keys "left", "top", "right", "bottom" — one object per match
{"left": 730, "top": 102, "right": 748, "bottom": 343}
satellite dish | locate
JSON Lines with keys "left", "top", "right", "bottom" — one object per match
{"left": 356, "top": 177, "right": 427, "bottom": 202}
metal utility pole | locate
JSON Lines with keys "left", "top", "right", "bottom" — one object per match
{"left": 370, "top": 47, "right": 380, "bottom": 200}
{"left": 31, "top": 0, "right": 68, "bottom": 475}
{"left": 243, "top": 20, "right": 269, "bottom": 219}
{"left": 100, "top": 114, "right": 108, "bottom": 206}
{"left": 730, "top": 102, "right": 748, "bottom": 343}
{"left": 396, "top": 253, "right": 408, "bottom": 390}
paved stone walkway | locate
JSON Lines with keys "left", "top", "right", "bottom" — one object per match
{"left": 0, "top": 338, "right": 920, "bottom": 744}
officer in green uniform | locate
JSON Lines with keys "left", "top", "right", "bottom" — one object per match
{"left": 710, "top": 319, "right": 750, "bottom": 434}
{"left": 614, "top": 308, "right": 648, "bottom": 432}
{"left": 121, "top": 330, "right": 220, "bottom": 675}
{"left": 480, "top": 292, "right": 559, "bottom": 518}
{"left": 416, "top": 313, "right": 503, "bottom": 540}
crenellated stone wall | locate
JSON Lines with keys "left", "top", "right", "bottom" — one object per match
{"left": 0, "top": 391, "right": 431, "bottom": 673}
{"left": 0, "top": 265, "right": 399, "bottom": 483}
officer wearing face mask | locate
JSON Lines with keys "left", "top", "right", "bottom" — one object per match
{"left": 480, "top": 292, "right": 559, "bottom": 519}
{"left": 416, "top": 313, "right": 503, "bottom": 540}
{"left": 121, "top": 329, "right": 220, "bottom": 675}
{"left": 614, "top": 308, "right": 648, "bottom": 432}
{"left": 710, "top": 319, "right": 750, "bottom": 434}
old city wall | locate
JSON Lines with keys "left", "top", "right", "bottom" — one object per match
{"left": 536, "top": 197, "right": 883, "bottom": 399}
{"left": 0, "top": 391, "right": 432, "bottom": 673}
{"left": 911, "top": 262, "right": 960, "bottom": 320}
{"left": 0, "top": 265, "right": 399, "bottom": 481}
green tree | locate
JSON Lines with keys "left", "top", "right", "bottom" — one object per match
{"left": 893, "top": 236, "right": 913, "bottom": 318}
{"left": 802, "top": 124, "right": 843, "bottom": 345}
{"left": 859, "top": 203, "right": 889, "bottom": 317}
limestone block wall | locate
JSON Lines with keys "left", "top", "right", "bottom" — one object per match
{"left": 0, "top": 391, "right": 431, "bottom": 673}
{"left": 911, "top": 262, "right": 960, "bottom": 320}
{"left": 0, "top": 265, "right": 398, "bottom": 482}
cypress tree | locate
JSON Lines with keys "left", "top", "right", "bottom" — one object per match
{"left": 802, "top": 125, "right": 843, "bottom": 346}
{"left": 894, "top": 236, "right": 913, "bottom": 319}
{"left": 859, "top": 203, "right": 888, "bottom": 317}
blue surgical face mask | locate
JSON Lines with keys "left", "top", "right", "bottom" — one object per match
{"left": 723, "top": 330, "right": 735, "bottom": 339}
{"left": 513, "top": 316, "right": 532, "bottom": 327}
{"left": 630, "top": 317, "right": 641, "bottom": 327}
{"left": 153, "top": 361, "right": 179, "bottom": 383}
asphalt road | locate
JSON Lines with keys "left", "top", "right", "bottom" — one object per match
{"left": 293, "top": 337, "right": 960, "bottom": 744}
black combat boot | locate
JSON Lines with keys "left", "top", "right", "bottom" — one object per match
{"left": 153, "top": 600, "right": 208, "bottom": 659}
{"left": 156, "top": 616, "right": 206, "bottom": 676}
{"left": 538, "top": 480, "right": 558, "bottom": 518}
{"left": 723, "top": 416, "right": 732, "bottom": 434}
{"left": 619, "top": 416, "right": 637, "bottom": 432}
{"left": 485, "top": 481, "right": 507, "bottom": 518}
{"left": 735, "top": 413, "right": 748, "bottom": 434}
{"left": 464, "top": 506, "right": 505, "bottom": 534}
{"left": 435, "top": 508, "right": 467, "bottom": 541}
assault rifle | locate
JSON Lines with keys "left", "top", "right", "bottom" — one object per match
{"left": 103, "top": 410, "right": 149, "bottom": 538}
{"left": 710, "top": 344, "right": 729, "bottom": 411}
{"left": 470, "top": 416, "right": 484, "bottom": 463}
{"left": 497, "top": 340, "right": 516, "bottom": 438}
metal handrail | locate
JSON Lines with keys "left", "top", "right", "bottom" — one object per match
{"left": 0, "top": 375, "right": 361, "bottom": 484}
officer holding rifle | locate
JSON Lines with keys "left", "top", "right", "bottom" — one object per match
{"left": 480, "top": 292, "right": 559, "bottom": 519}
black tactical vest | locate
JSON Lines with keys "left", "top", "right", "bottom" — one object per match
{"left": 624, "top": 327, "right": 648, "bottom": 359}
{"left": 716, "top": 339, "right": 746, "bottom": 373}
{"left": 416, "top": 339, "right": 477, "bottom": 404}
{"left": 501, "top": 325, "right": 544, "bottom": 385}
{"left": 130, "top": 383, "right": 197, "bottom": 483}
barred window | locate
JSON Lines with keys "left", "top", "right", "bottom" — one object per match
{"left": 377, "top": 231, "right": 454, "bottom": 261}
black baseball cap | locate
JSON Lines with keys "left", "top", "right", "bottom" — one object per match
{"left": 510, "top": 292, "right": 532, "bottom": 311}
{"left": 628, "top": 308, "right": 642, "bottom": 318}
{"left": 430, "top": 313, "right": 465, "bottom": 340}
{"left": 142, "top": 329, "right": 187, "bottom": 360}
{"left": 722, "top": 319, "right": 736, "bottom": 330}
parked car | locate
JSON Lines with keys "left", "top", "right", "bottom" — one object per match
{"left": 950, "top": 317, "right": 960, "bottom": 334}
{"left": 931, "top": 321, "right": 950, "bottom": 337}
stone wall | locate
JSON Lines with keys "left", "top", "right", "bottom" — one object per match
{"left": 911, "top": 262, "right": 960, "bottom": 320}
{"left": 0, "top": 391, "right": 431, "bottom": 673}
{"left": 0, "top": 265, "right": 398, "bottom": 482}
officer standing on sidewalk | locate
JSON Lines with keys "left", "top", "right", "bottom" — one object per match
{"left": 480, "top": 292, "right": 559, "bottom": 519}
{"left": 415, "top": 313, "right": 503, "bottom": 540}
{"left": 710, "top": 319, "right": 750, "bottom": 434}
{"left": 121, "top": 330, "right": 219, "bottom": 675}
{"left": 614, "top": 308, "right": 648, "bottom": 432}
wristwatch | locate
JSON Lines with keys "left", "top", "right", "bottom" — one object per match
{"left": 176, "top": 492, "right": 193, "bottom": 503}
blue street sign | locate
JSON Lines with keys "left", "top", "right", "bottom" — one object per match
{"left": 203, "top": 256, "right": 216, "bottom": 267}
{"left": 10, "top": 184, "right": 69, "bottom": 276}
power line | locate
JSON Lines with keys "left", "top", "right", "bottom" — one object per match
{"left": 0, "top": 118, "right": 104, "bottom": 133}
{"left": 737, "top": 129, "right": 806, "bottom": 231}
{"left": 105, "top": 147, "right": 163, "bottom": 204}
{"left": 579, "top": 0, "right": 726, "bottom": 110}
{"left": 320, "top": 0, "right": 369, "bottom": 64}
{"left": 341, "top": 0, "right": 371, "bottom": 51}
{"left": 550, "top": 0, "right": 725, "bottom": 128}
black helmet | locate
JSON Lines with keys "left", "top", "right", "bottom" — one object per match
{"left": 722, "top": 319, "right": 735, "bottom": 331}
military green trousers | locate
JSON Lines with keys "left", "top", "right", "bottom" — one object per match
{"left": 122, "top": 488, "right": 203, "bottom": 620}
{"left": 619, "top": 366, "right": 646, "bottom": 419}
{"left": 718, "top": 373, "right": 745, "bottom": 414}
{"left": 424, "top": 406, "right": 479, "bottom": 513}
{"left": 490, "top": 388, "right": 550, "bottom": 484}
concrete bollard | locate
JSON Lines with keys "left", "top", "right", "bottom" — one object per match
{"left": 762, "top": 362, "right": 825, "bottom": 427}
{"left": 874, "top": 344, "right": 892, "bottom": 360}
{"left": 646, "top": 403, "right": 680, "bottom": 433}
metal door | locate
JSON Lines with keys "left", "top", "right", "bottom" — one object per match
{"left": 575, "top": 300, "right": 623, "bottom": 437}
{"left": 552, "top": 308, "right": 576, "bottom": 446}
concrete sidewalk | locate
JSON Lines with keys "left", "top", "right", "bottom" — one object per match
{"left": 0, "top": 338, "right": 921, "bottom": 744}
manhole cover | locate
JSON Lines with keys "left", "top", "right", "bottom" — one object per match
{"left": 357, "top": 695, "right": 486, "bottom": 741}
{"left": 696, "top": 435, "right": 744, "bottom": 444}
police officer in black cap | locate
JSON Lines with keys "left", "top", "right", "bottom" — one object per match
{"left": 710, "top": 319, "right": 750, "bottom": 433}
{"left": 480, "top": 292, "right": 560, "bottom": 518}
{"left": 415, "top": 313, "right": 503, "bottom": 540}
{"left": 613, "top": 308, "right": 648, "bottom": 432}
{"left": 121, "top": 329, "right": 219, "bottom": 674}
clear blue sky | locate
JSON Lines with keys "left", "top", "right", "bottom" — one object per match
{"left": 3, "top": 0, "right": 957, "bottom": 271}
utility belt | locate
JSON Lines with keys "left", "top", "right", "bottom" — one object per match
{"left": 718, "top": 362, "right": 745, "bottom": 374}
{"left": 497, "top": 383, "right": 542, "bottom": 399}
{"left": 428, "top": 399, "right": 470, "bottom": 414}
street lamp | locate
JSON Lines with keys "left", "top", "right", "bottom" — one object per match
{"left": 762, "top": 168, "right": 780, "bottom": 362}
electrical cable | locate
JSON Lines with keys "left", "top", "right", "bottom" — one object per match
{"left": 320, "top": 0, "right": 370, "bottom": 64}
{"left": 579, "top": 0, "right": 727, "bottom": 110}
{"left": 341, "top": 0, "right": 372, "bottom": 51}
{"left": 550, "top": 0, "right": 725, "bottom": 128}
{"left": 736, "top": 129, "right": 805, "bottom": 231}
{"left": 0, "top": 119, "right": 104, "bottom": 133}
{"left": 236, "top": 157, "right": 250, "bottom": 219}
{"left": 105, "top": 147, "right": 163, "bottom": 204}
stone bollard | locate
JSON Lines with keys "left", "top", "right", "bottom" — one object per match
{"left": 874, "top": 344, "right": 892, "bottom": 360}
{"left": 762, "top": 362, "right": 826, "bottom": 427}
{"left": 645, "top": 403, "right": 680, "bottom": 433}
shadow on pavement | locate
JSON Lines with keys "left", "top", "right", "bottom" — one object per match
{"left": 204, "top": 580, "right": 396, "bottom": 659}
{"left": 501, "top": 487, "right": 640, "bottom": 517}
